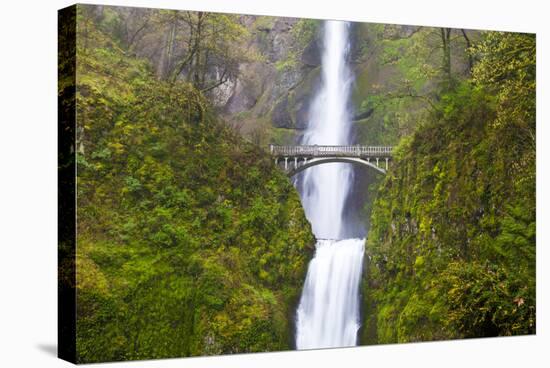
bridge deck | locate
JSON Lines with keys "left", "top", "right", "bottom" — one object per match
{"left": 270, "top": 145, "right": 393, "bottom": 157}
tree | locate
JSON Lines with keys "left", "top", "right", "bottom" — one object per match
{"left": 472, "top": 32, "right": 536, "bottom": 152}
{"left": 440, "top": 27, "right": 453, "bottom": 87}
{"left": 460, "top": 29, "right": 474, "bottom": 73}
{"left": 154, "top": 11, "right": 251, "bottom": 92}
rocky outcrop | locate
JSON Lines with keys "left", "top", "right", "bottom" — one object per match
{"left": 271, "top": 95, "right": 292, "bottom": 128}
{"left": 301, "top": 39, "right": 322, "bottom": 67}
{"left": 219, "top": 17, "right": 322, "bottom": 143}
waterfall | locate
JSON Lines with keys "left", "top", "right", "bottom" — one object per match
{"left": 295, "top": 21, "right": 365, "bottom": 350}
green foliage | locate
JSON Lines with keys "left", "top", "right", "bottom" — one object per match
{"left": 472, "top": 32, "right": 536, "bottom": 151}
{"left": 275, "top": 19, "right": 320, "bottom": 73}
{"left": 74, "top": 7, "right": 314, "bottom": 363}
{"left": 441, "top": 261, "right": 535, "bottom": 337}
{"left": 291, "top": 19, "right": 319, "bottom": 51}
{"left": 352, "top": 25, "right": 477, "bottom": 146}
{"left": 363, "top": 31, "right": 535, "bottom": 344}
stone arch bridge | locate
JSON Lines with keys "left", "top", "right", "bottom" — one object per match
{"left": 270, "top": 145, "right": 393, "bottom": 176}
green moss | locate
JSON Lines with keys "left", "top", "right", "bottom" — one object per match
{"left": 253, "top": 16, "right": 277, "bottom": 31}
{"left": 271, "top": 128, "right": 297, "bottom": 145}
{"left": 275, "top": 54, "right": 298, "bottom": 73}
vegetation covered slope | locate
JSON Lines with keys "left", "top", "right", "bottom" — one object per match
{"left": 362, "top": 32, "right": 535, "bottom": 343}
{"left": 74, "top": 6, "right": 314, "bottom": 363}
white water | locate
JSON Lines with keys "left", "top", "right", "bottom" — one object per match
{"left": 296, "top": 239, "right": 364, "bottom": 349}
{"left": 295, "top": 21, "right": 365, "bottom": 349}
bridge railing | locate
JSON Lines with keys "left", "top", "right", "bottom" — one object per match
{"left": 270, "top": 145, "right": 393, "bottom": 157}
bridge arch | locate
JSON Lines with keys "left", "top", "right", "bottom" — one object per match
{"left": 270, "top": 145, "right": 393, "bottom": 177}
{"left": 288, "top": 157, "right": 387, "bottom": 176}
